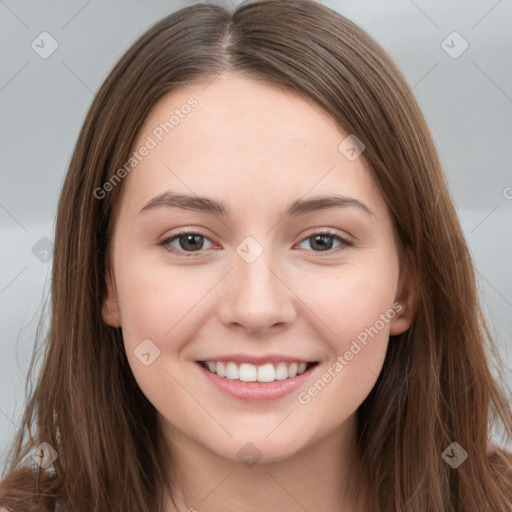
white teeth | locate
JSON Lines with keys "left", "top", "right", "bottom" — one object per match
{"left": 239, "top": 363, "right": 257, "bottom": 382}
{"left": 257, "top": 363, "right": 275, "bottom": 382}
{"left": 203, "top": 360, "right": 312, "bottom": 382}
{"left": 216, "top": 362, "right": 226, "bottom": 377}
{"left": 275, "top": 362, "right": 289, "bottom": 380}
{"left": 225, "top": 362, "right": 239, "bottom": 380}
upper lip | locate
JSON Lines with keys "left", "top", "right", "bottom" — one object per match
{"left": 197, "top": 354, "right": 317, "bottom": 365}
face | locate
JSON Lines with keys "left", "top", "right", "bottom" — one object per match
{"left": 102, "top": 72, "right": 417, "bottom": 464}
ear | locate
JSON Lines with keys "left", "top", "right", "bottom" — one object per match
{"left": 102, "top": 264, "right": 122, "bottom": 328}
{"left": 389, "top": 249, "right": 419, "bottom": 336}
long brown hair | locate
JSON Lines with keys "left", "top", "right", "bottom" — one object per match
{"left": 1, "top": 0, "right": 511, "bottom": 510}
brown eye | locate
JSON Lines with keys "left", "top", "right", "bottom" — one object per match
{"left": 296, "top": 231, "right": 353, "bottom": 254}
{"left": 158, "top": 229, "right": 352, "bottom": 257}
{"left": 159, "top": 231, "right": 214, "bottom": 255}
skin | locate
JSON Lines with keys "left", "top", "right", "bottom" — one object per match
{"left": 102, "top": 72, "right": 418, "bottom": 512}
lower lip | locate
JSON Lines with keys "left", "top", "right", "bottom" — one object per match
{"left": 196, "top": 362, "right": 318, "bottom": 402}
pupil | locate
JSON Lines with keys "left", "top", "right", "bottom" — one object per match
{"left": 312, "top": 235, "right": 332, "bottom": 251}
{"left": 182, "top": 234, "right": 203, "bottom": 251}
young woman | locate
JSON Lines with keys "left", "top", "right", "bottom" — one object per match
{"left": 1, "top": 0, "right": 511, "bottom": 510}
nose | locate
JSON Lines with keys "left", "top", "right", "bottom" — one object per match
{"left": 217, "top": 249, "right": 297, "bottom": 335}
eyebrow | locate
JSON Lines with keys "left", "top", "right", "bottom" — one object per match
{"left": 139, "top": 191, "right": 375, "bottom": 218}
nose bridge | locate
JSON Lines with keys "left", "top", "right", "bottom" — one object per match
{"left": 218, "top": 235, "right": 296, "bottom": 331}
{"left": 234, "top": 240, "right": 284, "bottom": 307}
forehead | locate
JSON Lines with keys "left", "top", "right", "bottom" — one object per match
{"left": 120, "top": 73, "right": 383, "bottom": 220}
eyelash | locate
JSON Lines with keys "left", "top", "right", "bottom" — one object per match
{"left": 158, "top": 229, "right": 353, "bottom": 257}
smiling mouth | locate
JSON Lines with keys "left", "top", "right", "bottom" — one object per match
{"left": 198, "top": 360, "right": 319, "bottom": 383}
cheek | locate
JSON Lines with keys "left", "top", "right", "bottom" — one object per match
{"left": 294, "top": 270, "right": 397, "bottom": 418}
{"left": 115, "top": 253, "right": 210, "bottom": 341}
{"left": 295, "top": 262, "right": 398, "bottom": 398}
{"left": 302, "top": 262, "right": 397, "bottom": 336}
{"left": 113, "top": 260, "right": 204, "bottom": 408}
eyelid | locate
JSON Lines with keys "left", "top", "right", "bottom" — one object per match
{"left": 295, "top": 229, "right": 354, "bottom": 257}
{"left": 158, "top": 228, "right": 354, "bottom": 256}
{"left": 158, "top": 227, "right": 215, "bottom": 255}
{"left": 301, "top": 227, "right": 354, "bottom": 244}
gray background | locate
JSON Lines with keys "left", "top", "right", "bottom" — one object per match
{"left": 1, "top": 0, "right": 511, "bottom": 462}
